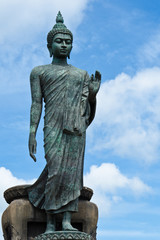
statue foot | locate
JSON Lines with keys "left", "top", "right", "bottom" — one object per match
{"left": 45, "top": 213, "right": 56, "bottom": 233}
{"left": 62, "top": 221, "right": 78, "bottom": 231}
{"left": 45, "top": 223, "right": 55, "bottom": 234}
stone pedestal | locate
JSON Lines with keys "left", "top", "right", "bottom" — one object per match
{"left": 34, "top": 231, "right": 91, "bottom": 240}
{"left": 1, "top": 185, "right": 98, "bottom": 240}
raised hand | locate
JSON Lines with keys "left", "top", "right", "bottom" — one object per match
{"left": 29, "top": 133, "right": 37, "bottom": 162}
{"left": 89, "top": 70, "right": 101, "bottom": 101}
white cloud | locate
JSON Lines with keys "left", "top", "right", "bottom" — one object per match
{"left": 0, "top": 44, "right": 46, "bottom": 95}
{"left": 0, "top": 167, "right": 35, "bottom": 239}
{"left": 88, "top": 67, "right": 160, "bottom": 164}
{"left": 138, "top": 30, "right": 160, "bottom": 65}
{"left": 0, "top": 165, "right": 152, "bottom": 238}
{"left": 84, "top": 163, "right": 151, "bottom": 216}
{"left": 0, "top": 0, "right": 90, "bottom": 95}
{"left": 0, "top": 0, "right": 89, "bottom": 44}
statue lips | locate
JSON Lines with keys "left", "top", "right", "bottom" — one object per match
{"left": 60, "top": 49, "right": 67, "bottom": 53}
{"left": 60, "top": 49, "right": 68, "bottom": 56}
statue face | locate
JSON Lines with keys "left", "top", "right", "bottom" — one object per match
{"left": 51, "top": 33, "right": 72, "bottom": 58}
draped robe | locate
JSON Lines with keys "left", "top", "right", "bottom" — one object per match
{"left": 28, "top": 64, "right": 96, "bottom": 213}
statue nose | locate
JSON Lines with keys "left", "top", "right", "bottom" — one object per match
{"left": 62, "top": 41, "right": 67, "bottom": 47}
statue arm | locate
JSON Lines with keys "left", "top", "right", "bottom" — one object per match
{"left": 29, "top": 68, "right": 43, "bottom": 162}
{"left": 88, "top": 71, "right": 101, "bottom": 103}
{"left": 81, "top": 71, "right": 100, "bottom": 126}
{"left": 88, "top": 71, "right": 101, "bottom": 125}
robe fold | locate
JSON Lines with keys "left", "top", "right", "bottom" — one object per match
{"left": 28, "top": 64, "right": 96, "bottom": 213}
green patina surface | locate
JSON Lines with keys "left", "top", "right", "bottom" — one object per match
{"left": 28, "top": 11, "right": 101, "bottom": 233}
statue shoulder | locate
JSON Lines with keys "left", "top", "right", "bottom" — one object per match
{"left": 70, "top": 65, "right": 88, "bottom": 76}
{"left": 30, "top": 64, "right": 50, "bottom": 80}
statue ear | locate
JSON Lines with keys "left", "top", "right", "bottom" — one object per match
{"left": 48, "top": 47, "right": 53, "bottom": 58}
{"left": 68, "top": 46, "right": 72, "bottom": 59}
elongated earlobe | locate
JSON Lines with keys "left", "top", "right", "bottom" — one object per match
{"left": 68, "top": 46, "right": 72, "bottom": 59}
{"left": 48, "top": 47, "right": 53, "bottom": 58}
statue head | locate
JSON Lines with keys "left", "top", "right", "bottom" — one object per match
{"left": 47, "top": 11, "right": 73, "bottom": 59}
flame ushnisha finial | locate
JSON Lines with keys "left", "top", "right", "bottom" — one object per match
{"left": 47, "top": 11, "right": 73, "bottom": 49}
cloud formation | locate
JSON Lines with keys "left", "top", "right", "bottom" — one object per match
{"left": 84, "top": 163, "right": 151, "bottom": 216}
{"left": 88, "top": 67, "right": 160, "bottom": 164}
{"left": 0, "top": 0, "right": 89, "bottom": 44}
{"left": 0, "top": 165, "right": 151, "bottom": 234}
{"left": 0, "top": 0, "right": 90, "bottom": 95}
{"left": 0, "top": 167, "right": 35, "bottom": 239}
{"left": 0, "top": 167, "right": 35, "bottom": 210}
{"left": 138, "top": 30, "right": 160, "bottom": 66}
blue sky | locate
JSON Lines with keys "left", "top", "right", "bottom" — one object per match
{"left": 1, "top": 0, "right": 160, "bottom": 239}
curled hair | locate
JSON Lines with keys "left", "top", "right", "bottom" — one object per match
{"left": 47, "top": 29, "right": 73, "bottom": 49}
{"left": 47, "top": 11, "right": 73, "bottom": 49}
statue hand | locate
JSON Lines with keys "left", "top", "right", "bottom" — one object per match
{"left": 29, "top": 133, "right": 37, "bottom": 162}
{"left": 89, "top": 71, "right": 101, "bottom": 101}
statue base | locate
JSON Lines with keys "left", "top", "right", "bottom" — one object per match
{"left": 34, "top": 231, "right": 91, "bottom": 240}
{"left": 2, "top": 185, "right": 98, "bottom": 240}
